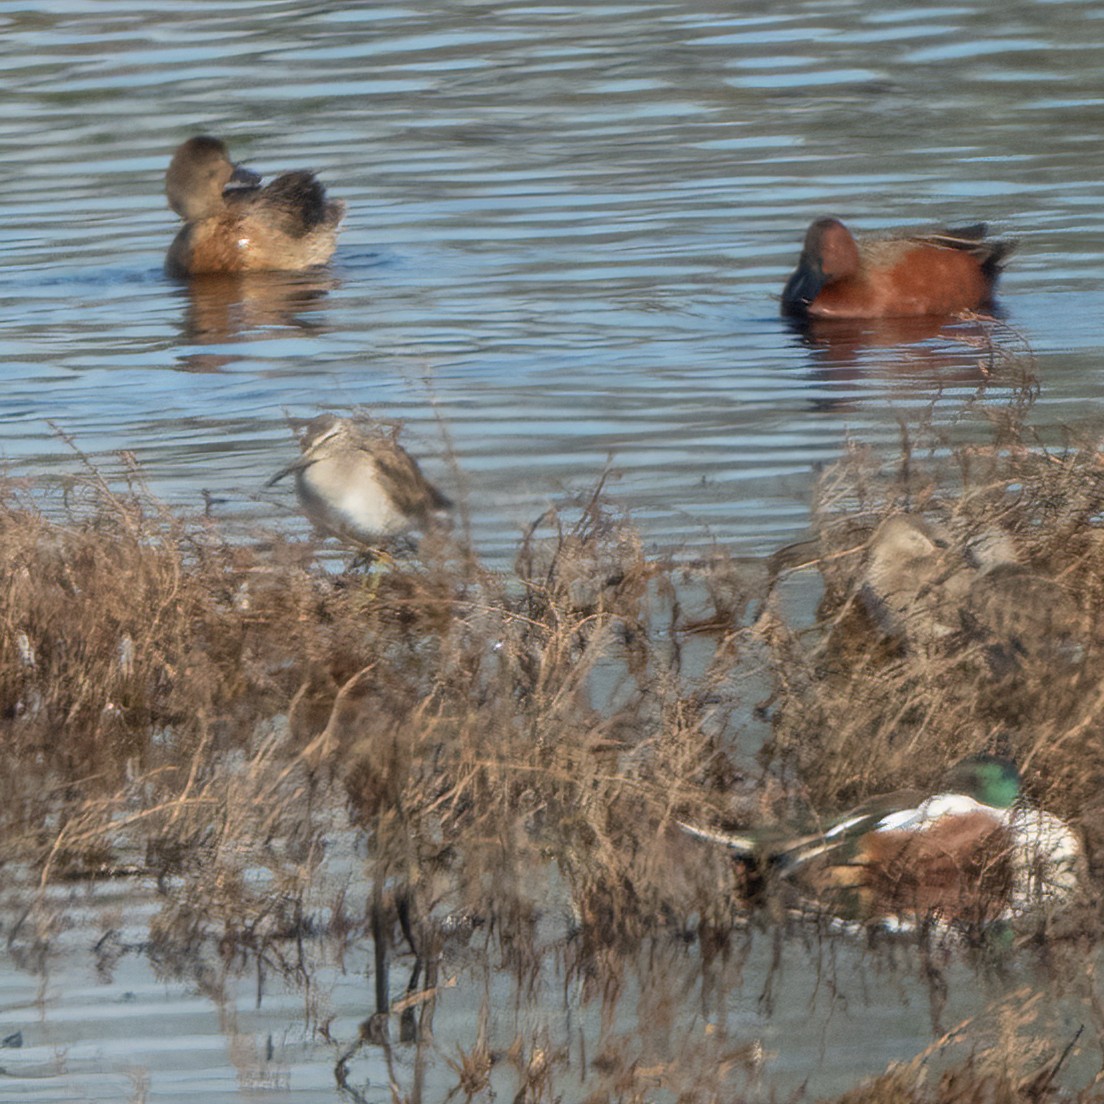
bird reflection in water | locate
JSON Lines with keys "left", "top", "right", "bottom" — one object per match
{"left": 172, "top": 269, "right": 340, "bottom": 372}
{"left": 785, "top": 312, "right": 1016, "bottom": 414}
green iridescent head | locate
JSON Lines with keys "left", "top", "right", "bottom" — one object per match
{"left": 945, "top": 755, "right": 1021, "bottom": 809}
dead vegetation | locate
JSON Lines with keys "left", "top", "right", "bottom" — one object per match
{"left": 760, "top": 376, "right": 1104, "bottom": 867}
{"left": 3, "top": 367, "right": 1104, "bottom": 1098}
{"left": 826, "top": 990, "right": 1097, "bottom": 1104}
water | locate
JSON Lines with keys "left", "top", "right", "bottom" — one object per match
{"left": 2, "top": 0, "right": 1104, "bottom": 1098}
{"left": 4, "top": 0, "right": 1103, "bottom": 563}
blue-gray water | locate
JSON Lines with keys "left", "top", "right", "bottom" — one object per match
{"left": 2, "top": 0, "right": 1103, "bottom": 1098}
{"left": 4, "top": 0, "right": 1103, "bottom": 563}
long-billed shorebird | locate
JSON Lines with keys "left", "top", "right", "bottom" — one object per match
{"left": 267, "top": 414, "right": 452, "bottom": 548}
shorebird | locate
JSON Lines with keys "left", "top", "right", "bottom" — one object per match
{"left": 267, "top": 415, "right": 452, "bottom": 547}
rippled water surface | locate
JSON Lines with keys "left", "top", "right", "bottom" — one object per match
{"left": 3, "top": 0, "right": 1104, "bottom": 1098}
{"left": 4, "top": 0, "right": 1103, "bottom": 561}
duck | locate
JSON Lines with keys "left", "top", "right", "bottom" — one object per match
{"left": 859, "top": 514, "right": 967, "bottom": 652}
{"left": 858, "top": 515, "right": 1084, "bottom": 674}
{"left": 959, "top": 529, "right": 1084, "bottom": 677}
{"left": 165, "top": 135, "right": 345, "bottom": 277}
{"left": 267, "top": 415, "right": 452, "bottom": 548}
{"left": 680, "top": 756, "right": 1082, "bottom": 927}
{"left": 781, "top": 218, "right": 1014, "bottom": 319}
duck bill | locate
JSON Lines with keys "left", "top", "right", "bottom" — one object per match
{"left": 781, "top": 262, "right": 827, "bottom": 317}
{"left": 225, "top": 162, "right": 263, "bottom": 193}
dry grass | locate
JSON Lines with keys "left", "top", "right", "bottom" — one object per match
{"left": 3, "top": 369, "right": 1104, "bottom": 1099}
{"left": 826, "top": 990, "right": 1099, "bottom": 1104}
{"left": 760, "top": 374, "right": 1104, "bottom": 874}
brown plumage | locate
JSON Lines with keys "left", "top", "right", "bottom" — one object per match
{"left": 165, "top": 135, "right": 345, "bottom": 277}
{"left": 814, "top": 811, "right": 1014, "bottom": 924}
{"left": 782, "top": 218, "right": 1014, "bottom": 319}
{"left": 859, "top": 514, "right": 969, "bottom": 653}
{"left": 678, "top": 757, "right": 1082, "bottom": 926}
{"left": 857, "top": 515, "right": 1084, "bottom": 675}
{"left": 267, "top": 415, "right": 451, "bottom": 547}
{"left": 959, "top": 531, "right": 1085, "bottom": 676}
